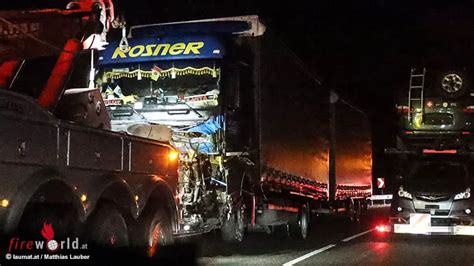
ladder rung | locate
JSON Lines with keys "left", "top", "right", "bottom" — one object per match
{"left": 410, "top": 86, "right": 424, "bottom": 89}
{"left": 411, "top": 74, "right": 425, "bottom": 77}
{"left": 410, "top": 98, "right": 422, "bottom": 100}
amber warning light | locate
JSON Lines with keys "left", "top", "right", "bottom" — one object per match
{"left": 168, "top": 150, "right": 179, "bottom": 162}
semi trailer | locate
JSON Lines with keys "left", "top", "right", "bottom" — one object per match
{"left": 97, "top": 16, "right": 373, "bottom": 242}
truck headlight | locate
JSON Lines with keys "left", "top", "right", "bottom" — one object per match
{"left": 398, "top": 186, "right": 413, "bottom": 199}
{"left": 454, "top": 188, "right": 471, "bottom": 200}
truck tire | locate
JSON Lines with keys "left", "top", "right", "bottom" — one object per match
{"left": 143, "top": 208, "right": 174, "bottom": 257}
{"left": 18, "top": 203, "right": 78, "bottom": 240}
{"left": 221, "top": 203, "right": 245, "bottom": 243}
{"left": 289, "top": 204, "right": 309, "bottom": 240}
{"left": 346, "top": 199, "right": 356, "bottom": 222}
{"left": 353, "top": 201, "right": 361, "bottom": 223}
{"left": 86, "top": 202, "right": 129, "bottom": 247}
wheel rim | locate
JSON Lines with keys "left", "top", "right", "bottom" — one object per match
{"left": 109, "top": 234, "right": 117, "bottom": 246}
{"left": 299, "top": 210, "right": 308, "bottom": 239}
{"left": 442, "top": 73, "right": 463, "bottom": 93}
{"left": 348, "top": 201, "right": 355, "bottom": 221}
{"left": 148, "top": 223, "right": 165, "bottom": 257}
{"left": 101, "top": 226, "right": 123, "bottom": 247}
{"left": 355, "top": 205, "right": 361, "bottom": 222}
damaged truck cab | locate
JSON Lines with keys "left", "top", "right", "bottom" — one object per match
{"left": 98, "top": 16, "right": 373, "bottom": 242}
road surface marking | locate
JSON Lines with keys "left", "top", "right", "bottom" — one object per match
{"left": 341, "top": 229, "right": 374, "bottom": 242}
{"left": 282, "top": 244, "right": 336, "bottom": 266}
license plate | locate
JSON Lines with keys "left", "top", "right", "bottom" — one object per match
{"left": 409, "top": 213, "right": 431, "bottom": 234}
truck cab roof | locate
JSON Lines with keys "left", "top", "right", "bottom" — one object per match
{"left": 129, "top": 15, "right": 266, "bottom": 38}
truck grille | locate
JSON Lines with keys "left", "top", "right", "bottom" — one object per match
{"left": 431, "top": 218, "right": 461, "bottom": 226}
{"left": 415, "top": 209, "right": 450, "bottom": 216}
{"left": 416, "top": 195, "right": 451, "bottom": 202}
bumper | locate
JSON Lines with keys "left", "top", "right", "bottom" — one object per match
{"left": 391, "top": 197, "right": 474, "bottom": 235}
{"left": 399, "top": 131, "right": 471, "bottom": 149}
{"left": 390, "top": 213, "right": 474, "bottom": 236}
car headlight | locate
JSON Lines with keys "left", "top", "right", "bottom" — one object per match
{"left": 398, "top": 186, "right": 413, "bottom": 199}
{"left": 454, "top": 188, "right": 471, "bottom": 200}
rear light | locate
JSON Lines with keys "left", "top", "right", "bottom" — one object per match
{"left": 403, "top": 130, "right": 414, "bottom": 135}
{"left": 462, "top": 131, "right": 471, "bottom": 135}
{"left": 375, "top": 224, "right": 391, "bottom": 233}
{"left": 464, "top": 106, "right": 474, "bottom": 113}
{"left": 422, "top": 149, "right": 457, "bottom": 154}
{"left": 396, "top": 105, "right": 410, "bottom": 114}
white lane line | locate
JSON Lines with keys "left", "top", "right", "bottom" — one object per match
{"left": 341, "top": 229, "right": 374, "bottom": 242}
{"left": 282, "top": 244, "right": 336, "bottom": 266}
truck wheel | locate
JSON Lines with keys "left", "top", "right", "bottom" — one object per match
{"left": 346, "top": 199, "right": 356, "bottom": 222}
{"left": 17, "top": 203, "right": 78, "bottom": 240}
{"left": 221, "top": 204, "right": 245, "bottom": 243}
{"left": 353, "top": 201, "right": 361, "bottom": 223}
{"left": 289, "top": 204, "right": 309, "bottom": 240}
{"left": 86, "top": 202, "right": 129, "bottom": 247}
{"left": 145, "top": 208, "right": 174, "bottom": 257}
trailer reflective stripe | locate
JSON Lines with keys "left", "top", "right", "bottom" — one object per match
{"left": 394, "top": 224, "right": 474, "bottom": 235}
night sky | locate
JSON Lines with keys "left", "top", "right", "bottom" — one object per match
{"left": 111, "top": 0, "right": 474, "bottom": 185}
{"left": 3, "top": 0, "right": 474, "bottom": 187}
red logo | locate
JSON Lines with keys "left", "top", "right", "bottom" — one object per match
{"left": 41, "top": 223, "right": 59, "bottom": 252}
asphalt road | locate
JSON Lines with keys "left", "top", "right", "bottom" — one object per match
{"left": 187, "top": 207, "right": 474, "bottom": 265}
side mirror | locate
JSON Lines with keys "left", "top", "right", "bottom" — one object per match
{"left": 225, "top": 70, "right": 241, "bottom": 109}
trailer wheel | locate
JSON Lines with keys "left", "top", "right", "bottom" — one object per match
{"left": 144, "top": 208, "right": 174, "bottom": 257}
{"left": 353, "top": 201, "right": 361, "bottom": 223}
{"left": 346, "top": 199, "right": 356, "bottom": 222}
{"left": 221, "top": 203, "right": 245, "bottom": 243}
{"left": 86, "top": 202, "right": 129, "bottom": 247}
{"left": 289, "top": 204, "right": 309, "bottom": 240}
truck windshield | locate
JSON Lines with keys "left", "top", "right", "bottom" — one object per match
{"left": 98, "top": 62, "right": 221, "bottom": 127}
